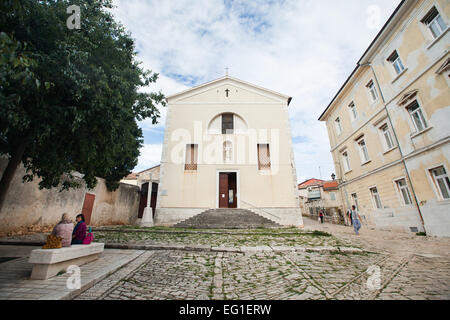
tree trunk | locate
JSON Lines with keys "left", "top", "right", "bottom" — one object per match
{"left": 0, "top": 139, "right": 29, "bottom": 212}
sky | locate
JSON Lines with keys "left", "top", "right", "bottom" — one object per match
{"left": 110, "top": 0, "right": 402, "bottom": 183}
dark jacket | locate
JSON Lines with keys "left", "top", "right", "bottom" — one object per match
{"left": 72, "top": 221, "right": 87, "bottom": 241}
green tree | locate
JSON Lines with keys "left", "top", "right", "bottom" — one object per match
{"left": 0, "top": 0, "right": 165, "bottom": 211}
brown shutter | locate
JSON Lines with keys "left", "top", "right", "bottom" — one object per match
{"left": 257, "top": 144, "right": 271, "bottom": 170}
{"left": 185, "top": 144, "right": 198, "bottom": 170}
{"left": 421, "top": 6, "right": 438, "bottom": 24}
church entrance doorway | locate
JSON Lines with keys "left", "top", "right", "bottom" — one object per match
{"left": 218, "top": 172, "right": 238, "bottom": 208}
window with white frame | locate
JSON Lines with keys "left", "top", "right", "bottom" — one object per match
{"left": 366, "top": 80, "right": 378, "bottom": 102}
{"left": 335, "top": 117, "right": 343, "bottom": 135}
{"left": 380, "top": 123, "right": 395, "bottom": 151}
{"left": 330, "top": 192, "right": 336, "bottom": 201}
{"left": 395, "top": 178, "right": 412, "bottom": 205}
{"left": 430, "top": 166, "right": 450, "bottom": 200}
{"left": 342, "top": 150, "right": 351, "bottom": 172}
{"left": 357, "top": 137, "right": 370, "bottom": 163}
{"left": 348, "top": 101, "right": 357, "bottom": 121}
{"left": 369, "top": 187, "right": 382, "bottom": 209}
{"left": 351, "top": 193, "right": 359, "bottom": 211}
{"left": 387, "top": 50, "right": 405, "bottom": 75}
{"left": 421, "top": 6, "right": 447, "bottom": 39}
{"left": 406, "top": 100, "right": 428, "bottom": 133}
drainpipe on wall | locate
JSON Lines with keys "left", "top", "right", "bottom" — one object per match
{"left": 359, "top": 63, "right": 426, "bottom": 233}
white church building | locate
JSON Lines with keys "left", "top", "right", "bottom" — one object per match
{"left": 145, "top": 75, "right": 303, "bottom": 228}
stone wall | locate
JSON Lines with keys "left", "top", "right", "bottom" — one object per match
{"left": 0, "top": 157, "right": 140, "bottom": 234}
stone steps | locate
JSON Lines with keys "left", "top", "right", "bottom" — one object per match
{"left": 173, "top": 208, "right": 281, "bottom": 229}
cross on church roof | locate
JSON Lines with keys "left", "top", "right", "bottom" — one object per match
{"left": 225, "top": 67, "right": 229, "bottom": 76}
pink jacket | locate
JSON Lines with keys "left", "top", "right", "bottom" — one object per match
{"left": 52, "top": 221, "right": 74, "bottom": 247}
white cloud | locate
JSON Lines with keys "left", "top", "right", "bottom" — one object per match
{"left": 111, "top": 0, "right": 401, "bottom": 179}
{"left": 134, "top": 144, "right": 162, "bottom": 172}
{"left": 138, "top": 73, "right": 189, "bottom": 131}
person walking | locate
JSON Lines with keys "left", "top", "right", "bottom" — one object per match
{"left": 319, "top": 210, "right": 324, "bottom": 224}
{"left": 350, "top": 205, "right": 362, "bottom": 235}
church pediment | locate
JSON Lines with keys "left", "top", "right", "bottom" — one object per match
{"left": 167, "top": 76, "right": 292, "bottom": 105}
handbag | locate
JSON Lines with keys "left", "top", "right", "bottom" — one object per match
{"left": 82, "top": 226, "right": 94, "bottom": 244}
{"left": 43, "top": 234, "right": 62, "bottom": 249}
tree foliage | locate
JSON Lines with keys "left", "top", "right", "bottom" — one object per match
{"left": 0, "top": 0, "right": 165, "bottom": 197}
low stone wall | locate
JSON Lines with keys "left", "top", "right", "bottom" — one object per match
{"left": 0, "top": 158, "right": 140, "bottom": 235}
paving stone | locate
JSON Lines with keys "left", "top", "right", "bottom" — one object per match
{"left": 1, "top": 217, "right": 449, "bottom": 300}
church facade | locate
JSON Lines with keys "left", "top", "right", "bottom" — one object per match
{"left": 154, "top": 76, "right": 303, "bottom": 227}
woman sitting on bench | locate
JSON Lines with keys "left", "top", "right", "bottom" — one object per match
{"left": 72, "top": 214, "right": 87, "bottom": 244}
{"left": 50, "top": 213, "right": 73, "bottom": 247}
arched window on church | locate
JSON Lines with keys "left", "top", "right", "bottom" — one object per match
{"left": 207, "top": 113, "right": 248, "bottom": 135}
{"left": 222, "top": 113, "right": 234, "bottom": 134}
{"left": 223, "top": 141, "right": 232, "bottom": 163}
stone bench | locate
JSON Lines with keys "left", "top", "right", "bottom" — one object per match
{"left": 28, "top": 243, "right": 104, "bottom": 280}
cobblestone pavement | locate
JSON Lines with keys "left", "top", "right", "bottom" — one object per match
{"left": 302, "top": 216, "right": 450, "bottom": 258}
{"left": 2, "top": 216, "right": 449, "bottom": 300}
{"left": 88, "top": 229, "right": 353, "bottom": 249}
{"left": 0, "top": 228, "right": 353, "bottom": 249}
{"left": 76, "top": 249, "right": 450, "bottom": 300}
{"left": 75, "top": 218, "right": 450, "bottom": 300}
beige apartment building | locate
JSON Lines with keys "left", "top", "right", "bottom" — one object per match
{"left": 319, "top": 0, "right": 450, "bottom": 237}
{"left": 154, "top": 75, "right": 303, "bottom": 227}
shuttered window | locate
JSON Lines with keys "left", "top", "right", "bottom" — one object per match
{"left": 387, "top": 50, "right": 405, "bottom": 75}
{"left": 348, "top": 102, "right": 357, "bottom": 121}
{"left": 342, "top": 151, "right": 351, "bottom": 172}
{"left": 421, "top": 6, "right": 447, "bottom": 39}
{"left": 395, "top": 178, "right": 412, "bottom": 205}
{"left": 357, "top": 138, "right": 370, "bottom": 163}
{"left": 335, "top": 117, "right": 342, "bottom": 135}
{"left": 430, "top": 166, "right": 450, "bottom": 199}
{"left": 380, "top": 124, "right": 395, "bottom": 150}
{"left": 366, "top": 80, "right": 378, "bottom": 102}
{"left": 407, "top": 100, "right": 427, "bottom": 132}
{"left": 185, "top": 144, "right": 198, "bottom": 170}
{"left": 370, "top": 187, "right": 382, "bottom": 209}
{"left": 257, "top": 144, "right": 271, "bottom": 170}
